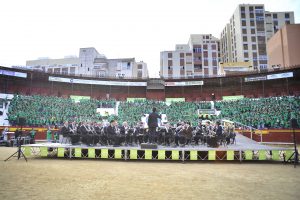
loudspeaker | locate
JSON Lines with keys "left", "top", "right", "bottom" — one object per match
{"left": 18, "top": 117, "right": 26, "bottom": 126}
{"left": 290, "top": 118, "right": 299, "bottom": 129}
{"left": 141, "top": 143, "right": 158, "bottom": 149}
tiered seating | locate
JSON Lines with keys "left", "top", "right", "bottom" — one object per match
{"left": 215, "top": 96, "right": 300, "bottom": 129}
{"left": 8, "top": 95, "right": 116, "bottom": 126}
{"left": 7, "top": 95, "right": 300, "bottom": 129}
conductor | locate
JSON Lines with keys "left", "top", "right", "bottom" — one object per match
{"left": 147, "top": 107, "right": 161, "bottom": 143}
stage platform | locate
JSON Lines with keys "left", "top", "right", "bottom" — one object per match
{"left": 21, "top": 134, "right": 296, "bottom": 162}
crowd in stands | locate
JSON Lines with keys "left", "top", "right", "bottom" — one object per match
{"left": 215, "top": 96, "right": 300, "bottom": 129}
{"left": 7, "top": 95, "right": 115, "bottom": 126}
{"left": 6, "top": 95, "right": 299, "bottom": 129}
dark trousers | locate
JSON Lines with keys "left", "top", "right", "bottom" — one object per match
{"left": 113, "top": 135, "right": 122, "bottom": 146}
{"left": 130, "top": 134, "right": 137, "bottom": 144}
{"left": 163, "top": 135, "right": 171, "bottom": 146}
{"left": 175, "top": 135, "right": 186, "bottom": 146}
{"left": 149, "top": 127, "right": 157, "bottom": 143}
{"left": 81, "top": 134, "right": 93, "bottom": 145}
{"left": 137, "top": 134, "right": 144, "bottom": 144}
{"left": 70, "top": 134, "right": 80, "bottom": 144}
{"left": 100, "top": 135, "right": 108, "bottom": 145}
{"left": 93, "top": 135, "right": 101, "bottom": 145}
{"left": 194, "top": 135, "right": 203, "bottom": 145}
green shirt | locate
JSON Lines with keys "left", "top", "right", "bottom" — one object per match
{"left": 46, "top": 130, "right": 52, "bottom": 140}
{"left": 30, "top": 130, "right": 36, "bottom": 139}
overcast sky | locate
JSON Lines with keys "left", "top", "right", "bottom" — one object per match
{"left": 0, "top": 0, "right": 299, "bottom": 77}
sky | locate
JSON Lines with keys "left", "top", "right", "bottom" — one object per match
{"left": 0, "top": 0, "right": 299, "bottom": 77}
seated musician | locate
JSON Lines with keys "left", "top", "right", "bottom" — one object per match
{"left": 119, "top": 121, "right": 129, "bottom": 146}
{"left": 127, "top": 125, "right": 135, "bottom": 146}
{"left": 135, "top": 121, "right": 145, "bottom": 144}
{"left": 86, "top": 121, "right": 96, "bottom": 146}
{"left": 160, "top": 123, "right": 173, "bottom": 146}
{"left": 174, "top": 121, "right": 184, "bottom": 146}
{"left": 79, "top": 121, "right": 90, "bottom": 145}
{"left": 183, "top": 121, "right": 193, "bottom": 145}
{"left": 194, "top": 121, "right": 203, "bottom": 145}
{"left": 106, "top": 120, "right": 121, "bottom": 146}
{"left": 94, "top": 122, "right": 103, "bottom": 145}
{"left": 101, "top": 122, "right": 109, "bottom": 145}
{"left": 69, "top": 121, "right": 80, "bottom": 145}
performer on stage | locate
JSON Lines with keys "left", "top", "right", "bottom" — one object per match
{"left": 134, "top": 122, "right": 144, "bottom": 144}
{"left": 178, "top": 122, "right": 193, "bottom": 145}
{"left": 107, "top": 120, "right": 121, "bottom": 146}
{"left": 205, "top": 121, "right": 218, "bottom": 147}
{"left": 79, "top": 121, "right": 90, "bottom": 145}
{"left": 160, "top": 123, "right": 173, "bottom": 146}
{"left": 101, "top": 122, "right": 109, "bottom": 145}
{"left": 60, "top": 121, "right": 70, "bottom": 144}
{"left": 147, "top": 107, "right": 161, "bottom": 144}
{"left": 194, "top": 121, "right": 203, "bottom": 145}
{"left": 69, "top": 121, "right": 80, "bottom": 145}
{"left": 94, "top": 122, "right": 103, "bottom": 145}
{"left": 174, "top": 121, "right": 184, "bottom": 146}
{"left": 215, "top": 121, "right": 223, "bottom": 145}
{"left": 119, "top": 121, "right": 130, "bottom": 146}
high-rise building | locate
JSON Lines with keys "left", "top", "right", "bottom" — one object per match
{"left": 26, "top": 47, "right": 148, "bottom": 78}
{"left": 160, "top": 34, "right": 220, "bottom": 78}
{"left": 267, "top": 24, "right": 300, "bottom": 68}
{"left": 220, "top": 4, "right": 294, "bottom": 70}
{"left": 265, "top": 11, "right": 295, "bottom": 40}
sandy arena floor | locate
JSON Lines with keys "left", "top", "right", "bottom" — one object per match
{"left": 0, "top": 147, "right": 299, "bottom": 200}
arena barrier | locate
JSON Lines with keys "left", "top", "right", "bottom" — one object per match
{"left": 21, "top": 143, "right": 295, "bottom": 162}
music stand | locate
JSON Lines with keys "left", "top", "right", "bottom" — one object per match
{"left": 4, "top": 129, "right": 28, "bottom": 162}
{"left": 285, "top": 118, "right": 298, "bottom": 168}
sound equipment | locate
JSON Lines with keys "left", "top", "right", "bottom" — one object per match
{"left": 141, "top": 143, "right": 158, "bottom": 149}
{"left": 290, "top": 118, "right": 299, "bottom": 129}
{"left": 17, "top": 117, "right": 26, "bottom": 126}
{"left": 288, "top": 118, "right": 299, "bottom": 167}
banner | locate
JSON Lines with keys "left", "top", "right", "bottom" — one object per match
{"left": 70, "top": 95, "right": 90, "bottom": 102}
{"left": 244, "top": 76, "right": 266, "bottom": 82}
{"left": 0, "top": 69, "right": 27, "bottom": 78}
{"left": 165, "top": 98, "right": 185, "bottom": 104}
{"left": 222, "top": 95, "right": 244, "bottom": 101}
{"left": 165, "top": 81, "right": 203, "bottom": 86}
{"left": 126, "top": 98, "right": 146, "bottom": 102}
{"left": 49, "top": 76, "right": 147, "bottom": 86}
{"left": 267, "top": 72, "right": 293, "bottom": 80}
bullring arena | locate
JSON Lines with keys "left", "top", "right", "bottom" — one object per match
{"left": 0, "top": 65, "right": 300, "bottom": 200}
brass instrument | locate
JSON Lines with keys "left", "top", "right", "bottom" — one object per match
{"left": 124, "top": 126, "right": 129, "bottom": 135}
{"left": 69, "top": 125, "right": 77, "bottom": 134}
{"left": 90, "top": 125, "right": 96, "bottom": 134}
{"left": 115, "top": 125, "right": 121, "bottom": 136}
